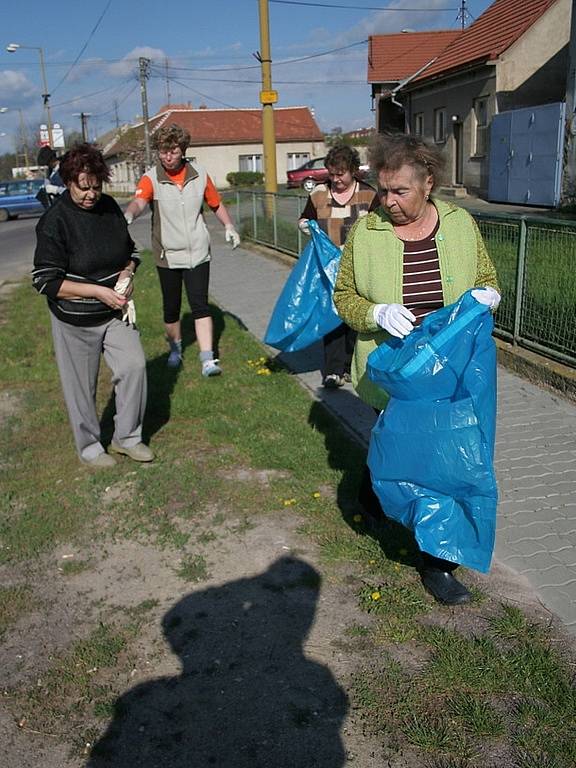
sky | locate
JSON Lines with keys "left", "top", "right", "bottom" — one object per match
{"left": 0, "top": 0, "right": 495, "bottom": 158}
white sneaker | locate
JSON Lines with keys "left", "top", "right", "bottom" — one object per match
{"left": 201, "top": 359, "right": 222, "bottom": 377}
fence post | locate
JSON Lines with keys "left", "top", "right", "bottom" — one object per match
{"left": 252, "top": 192, "right": 257, "bottom": 241}
{"left": 296, "top": 196, "right": 302, "bottom": 253}
{"left": 236, "top": 190, "right": 240, "bottom": 229}
{"left": 273, "top": 194, "right": 278, "bottom": 247}
{"left": 513, "top": 218, "right": 528, "bottom": 344}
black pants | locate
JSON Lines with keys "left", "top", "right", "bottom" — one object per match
{"left": 359, "top": 458, "right": 457, "bottom": 573}
{"left": 322, "top": 323, "right": 356, "bottom": 378}
{"left": 156, "top": 263, "right": 210, "bottom": 324}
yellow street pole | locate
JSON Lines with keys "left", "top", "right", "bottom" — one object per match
{"left": 258, "top": 0, "right": 278, "bottom": 206}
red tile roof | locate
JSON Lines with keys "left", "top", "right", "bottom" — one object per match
{"left": 152, "top": 105, "right": 324, "bottom": 145}
{"left": 367, "top": 31, "right": 462, "bottom": 83}
{"left": 415, "top": 0, "right": 561, "bottom": 81}
{"left": 103, "top": 106, "right": 323, "bottom": 158}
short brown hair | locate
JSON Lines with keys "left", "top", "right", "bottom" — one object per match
{"left": 324, "top": 144, "right": 361, "bottom": 173}
{"left": 152, "top": 124, "right": 191, "bottom": 153}
{"left": 59, "top": 143, "right": 110, "bottom": 185}
{"left": 368, "top": 133, "right": 445, "bottom": 188}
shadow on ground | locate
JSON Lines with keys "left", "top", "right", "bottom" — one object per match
{"left": 86, "top": 557, "right": 348, "bottom": 768}
{"left": 307, "top": 399, "right": 420, "bottom": 569}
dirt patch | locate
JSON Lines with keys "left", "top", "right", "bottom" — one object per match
{"left": 218, "top": 466, "right": 291, "bottom": 485}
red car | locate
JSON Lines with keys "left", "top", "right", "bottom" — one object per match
{"left": 286, "top": 157, "right": 371, "bottom": 193}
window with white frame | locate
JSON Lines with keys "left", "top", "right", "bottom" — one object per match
{"left": 414, "top": 113, "right": 424, "bottom": 136}
{"left": 473, "top": 97, "right": 488, "bottom": 156}
{"left": 434, "top": 108, "right": 446, "bottom": 143}
{"left": 287, "top": 152, "right": 310, "bottom": 170}
{"left": 239, "top": 154, "right": 263, "bottom": 172}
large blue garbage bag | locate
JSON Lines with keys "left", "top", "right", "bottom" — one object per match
{"left": 264, "top": 220, "right": 342, "bottom": 352}
{"left": 366, "top": 291, "right": 498, "bottom": 573}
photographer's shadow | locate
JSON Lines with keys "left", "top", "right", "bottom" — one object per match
{"left": 87, "top": 557, "right": 348, "bottom": 768}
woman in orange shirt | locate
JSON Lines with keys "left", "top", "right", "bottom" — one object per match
{"left": 125, "top": 124, "right": 240, "bottom": 375}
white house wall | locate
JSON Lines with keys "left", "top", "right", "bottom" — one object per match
{"left": 497, "top": 0, "right": 570, "bottom": 97}
{"left": 186, "top": 141, "right": 327, "bottom": 187}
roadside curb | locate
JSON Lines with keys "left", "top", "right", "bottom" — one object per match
{"left": 496, "top": 338, "right": 576, "bottom": 404}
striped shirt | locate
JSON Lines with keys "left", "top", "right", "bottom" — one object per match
{"left": 401, "top": 221, "right": 443, "bottom": 324}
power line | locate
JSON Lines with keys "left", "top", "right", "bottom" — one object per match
{"left": 147, "top": 38, "right": 367, "bottom": 78}
{"left": 51, "top": 79, "right": 133, "bottom": 108}
{"left": 51, "top": 0, "right": 113, "bottom": 94}
{"left": 152, "top": 73, "right": 365, "bottom": 85}
{"left": 269, "top": 0, "right": 458, "bottom": 9}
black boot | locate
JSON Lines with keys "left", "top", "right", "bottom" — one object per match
{"left": 419, "top": 567, "right": 472, "bottom": 605}
{"left": 418, "top": 553, "right": 471, "bottom": 605}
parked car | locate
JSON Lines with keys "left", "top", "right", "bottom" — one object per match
{"left": 286, "top": 157, "right": 371, "bottom": 193}
{"left": 0, "top": 179, "right": 46, "bottom": 222}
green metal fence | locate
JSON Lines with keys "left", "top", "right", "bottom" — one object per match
{"left": 227, "top": 190, "right": 576, "bottom": 368}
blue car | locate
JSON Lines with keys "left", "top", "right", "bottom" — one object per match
{"left": 0, "top": 178, "right": 46, "bottom": 222}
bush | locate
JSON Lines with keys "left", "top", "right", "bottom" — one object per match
{"left": 226, "top": 171, "right": 264, "bottom": 187}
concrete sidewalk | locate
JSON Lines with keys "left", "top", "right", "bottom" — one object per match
{"left": 132, "top": 215, "right": 576, "bottom": 634}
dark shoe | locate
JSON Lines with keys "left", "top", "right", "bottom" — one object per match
{"left": 420, "top": 568, "right": 472, "bottom": 605}
{"left": 323, "top": 374, "right": 344, "bottom": 389}
{"left": 342, "top": 372, "right": 352, "bottom": 383}
{"left": 109, "top": 442, "right": 154, "bottom": 462}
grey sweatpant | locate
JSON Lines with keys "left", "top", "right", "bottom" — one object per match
{"left": 50, "top": 314, "right": 147, "bottom": 461}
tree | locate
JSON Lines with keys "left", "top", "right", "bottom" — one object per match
{"left": 0, "top": 152, "right": 19, "bottom": 179}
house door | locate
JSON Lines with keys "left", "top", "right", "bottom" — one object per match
{"left": 488, "top": 102, "right": 565, "bottom": 206}
{"left": 453, "top": 121, "right": 463, "bottom": 185}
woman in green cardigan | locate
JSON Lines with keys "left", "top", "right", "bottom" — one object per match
{"left": 333, "top": 134, "right": 500, "bottom": 606}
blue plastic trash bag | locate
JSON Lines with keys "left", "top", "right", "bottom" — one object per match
{"left": 366, "top": 291, "right": 498, "bottom": 573}
{"left": 264, "top": 220, "right": 342, "bottom": 352}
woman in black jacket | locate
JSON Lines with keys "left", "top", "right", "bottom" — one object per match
{"left": 33, "top": 143, "right": 153, "bottom": 468}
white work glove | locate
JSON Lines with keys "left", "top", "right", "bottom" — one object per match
{"left": 124, "top": 211, "right": 134, "bottom": 225}
{"left": 114, "top": 274, "right": 137, "bottom": 325}
{"left": 471, "top": 286, "right": 501, "bottom": 309}
{"left": 225, "top": 226, "right": 240, "bottom": 249}
{"left": 45, "top": 183, "right": 64, "bottom": 195}
{"left": 373, "top": 303, "right": 416, "bottom": 338}
{"left": 298, "top": 219, "right": 311, "bottom": 236}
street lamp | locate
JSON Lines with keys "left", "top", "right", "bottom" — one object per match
{"left": 6, "top": 42, "right": 53, "bottom": 148}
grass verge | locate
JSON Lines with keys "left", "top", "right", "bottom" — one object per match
{"left": 0, "top": 255, "right": 574, "bottom": 766}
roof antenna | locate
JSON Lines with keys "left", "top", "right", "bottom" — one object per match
{"left": 456, "top": 0, "right": 472, "bottom": 30}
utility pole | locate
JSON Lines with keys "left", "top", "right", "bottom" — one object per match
{"left": 562, "top": 0, "right": 576, "bottom": 205}
{"left": 113, "top": 99, "right": 120, "bottom": 129}
{"left": 257, "top": 0, "right": 278, "bottom": 198}
{"left": 164, "top": 57, "right": 171, "bottom": 106}
{"left": 17, "top": 109, "right": 29, "bottom": 169}
{"left": 73, "top": 112, "right": 92, "bottom": 141}
{"left": 139, "top": 57, "right": 152, "bottom": 168}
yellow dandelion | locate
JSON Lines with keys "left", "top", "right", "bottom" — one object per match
{"left": 369, "top": 559, "right": 376, "bottom": 564}
{"left": 394, "top": 564, "right": 401, "bottom": 571}
{"left": 352, "top": 514, "right": 363, "bottom": 523}
{"left": 312, "top": 491, "right": 321, "bottom": 498}
{"left": 371, "top": 591, "right": 381, "bottom": 601}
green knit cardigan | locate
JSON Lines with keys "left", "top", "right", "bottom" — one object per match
{"left": 333, "top": 197, "right": 499, "bottom": 411}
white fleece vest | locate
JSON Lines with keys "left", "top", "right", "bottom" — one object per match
{"left": 148, "top": 161, "right": 211, "bottom": 269}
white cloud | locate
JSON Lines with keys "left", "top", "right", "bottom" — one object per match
{"left": 0, "top": 70, "right": 37, "bottom": 104}
{"left": 108, "top": 47, "right": 168, "bottom": 78}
